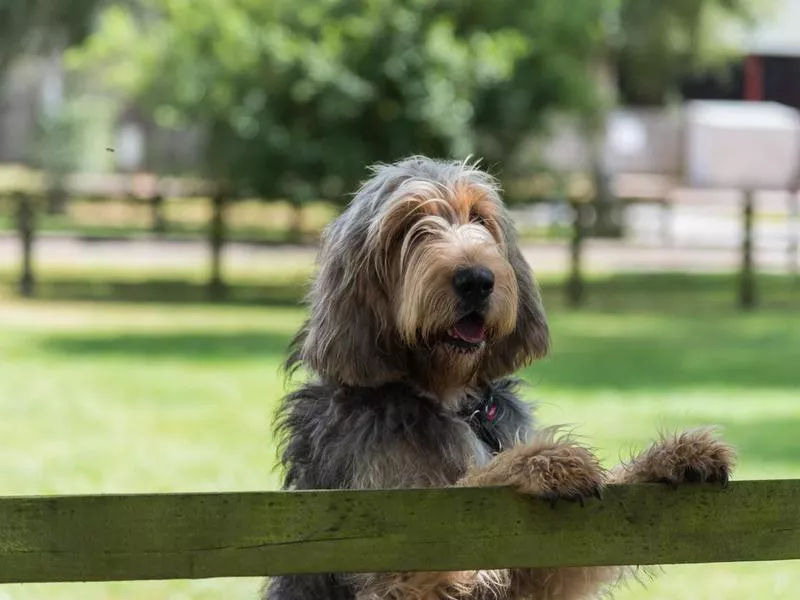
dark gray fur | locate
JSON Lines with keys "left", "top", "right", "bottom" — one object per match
{"left": 266, "top": 379, "right": 534, "bottom": 599}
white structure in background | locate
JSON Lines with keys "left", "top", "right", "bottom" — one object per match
{"left": 115, "top": 123, "right": 146, "bottom": 172}
{"left": 39, "top": 53, "right": 64, "bottom": 120}
{"left": 537, "top": 0, "right": 800, "bottom": 185}
{"left": 685, "top": 101, "right": 800, "bottom": 190}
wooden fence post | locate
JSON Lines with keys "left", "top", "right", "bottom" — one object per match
{"left": 208, "top": 191, "right": 227, "bottom": 300}
{"left": 289, "top": 198, "right": 304, "bottom": 243}
{"left": 566, "top": 200, "right": 586, "bottom": 308}
{"left": 659, "top": 199, "right": 674, "bottom": 246}
{"left": 739, "top": 190, "right": 756, "bottom": 310}
{"left": 46, "top": 181, "right": 68, "bottom": 216}
{"left": 14, "top": 191, "right": 35, "bottom": 298}
{"left": 149, "top": 194, "right": 166, "bottom": 235}
{"left": 788, "top": 191, "right": 799, "bottom": 279}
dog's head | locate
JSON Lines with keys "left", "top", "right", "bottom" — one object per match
{"left": 290, "top": 156, "right": 549, "bottom": 392}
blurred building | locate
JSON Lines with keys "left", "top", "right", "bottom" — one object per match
{"left": 681, "top": 0, "right": 800, "bottom": 107}
{"left": 2, "top": 0, "right": 800, "bottom": 175}
{"left": 0, "top": 57, "right": 203, "bottom": 173}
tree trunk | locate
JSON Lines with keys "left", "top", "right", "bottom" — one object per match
{"left": 585, "top": 47, "right": 623, "bottom": 239}
{"left": 46, "top": 182, "right": 68, "bottom": 216}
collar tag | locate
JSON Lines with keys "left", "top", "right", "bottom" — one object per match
{"left": 484, "top": 393, "right": 497, "bottom": 421}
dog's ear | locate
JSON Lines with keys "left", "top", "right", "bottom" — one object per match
{"left": 482, "top": 224, "right": 550, "bottom": 379}
{"left": 298, "top": 223, "right": 401, "bottom": 387}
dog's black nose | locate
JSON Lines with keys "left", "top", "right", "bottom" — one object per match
{"left": 453, "top": 266, "right": 494, "bottom": 304}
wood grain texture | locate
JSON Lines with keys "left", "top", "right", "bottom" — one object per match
{"left": 0, "top": 480, "right": 798, "bottom": 583}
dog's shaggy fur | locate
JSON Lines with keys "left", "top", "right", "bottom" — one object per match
{"left": 267, "top": 156, "right": 736, "bottom": 600}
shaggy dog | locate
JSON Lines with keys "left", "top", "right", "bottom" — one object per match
{"left": 267, "top": 156, "right": 735, "bottom": 600}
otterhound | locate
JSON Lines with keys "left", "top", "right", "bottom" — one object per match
{"left": 267, "top": 156, "right": 735, "bottom": 600}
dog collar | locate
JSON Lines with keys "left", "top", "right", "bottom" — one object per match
{"left": 484, "top": 394, "right": 498, "bottom": 421}
{"left": 460, "top": 387, "right": 502, "bottom": 455}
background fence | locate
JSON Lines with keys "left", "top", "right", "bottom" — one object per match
{"left": 3, "top": 167, "right": 796, "bottom": 309}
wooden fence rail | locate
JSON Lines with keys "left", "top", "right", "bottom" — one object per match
{"left": 1, "top": 480, "right": 799, "bottom": 584}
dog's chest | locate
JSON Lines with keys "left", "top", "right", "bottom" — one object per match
{"left": 386, "top": 417, "right": 493, "bottom": 487}
{"left": 334, "top": 384, "right": 497, "bottom": 487}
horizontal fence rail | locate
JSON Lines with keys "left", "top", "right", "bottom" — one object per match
{"left": 1, "top": 480, "right": 799, "bottom": 584}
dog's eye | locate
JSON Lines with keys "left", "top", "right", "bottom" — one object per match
{"left": 469, "top": 212, "right": 487, "bottom": 227}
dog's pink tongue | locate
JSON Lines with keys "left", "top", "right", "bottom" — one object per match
{"left": 453, "top": 316, "right": 486, "bottom": 343}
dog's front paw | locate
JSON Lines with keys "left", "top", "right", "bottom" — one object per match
{"left": 634, "top": 428, "right": 736, "bottom": 488}
{"left": 464, "top": 433, "right": 605, "bottom": 507}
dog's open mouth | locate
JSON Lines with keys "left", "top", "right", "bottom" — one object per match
{"left": 445, "top": 313, "right": 486, "bottom": 351}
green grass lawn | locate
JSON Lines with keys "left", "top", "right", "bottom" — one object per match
{"left": 0, "top": 271, "right": 799, "bottom": 599}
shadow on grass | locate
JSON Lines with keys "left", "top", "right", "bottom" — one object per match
{"left": 41, "top": 331, "right": 293, "bottom": 361}
{"left": 15, "top": 271, "right": 800, "bottom": 392}
{"left": 5, "top": 278, "right": 309, "bottom": 306}
{"left": 541, "top": 272, "right": 800, "bottom": 313}
{"left": 41, "top": 316, "right": 800, "bottom": 391}
{"left": 528, "top": 311, "right": 800, "bottom": 391}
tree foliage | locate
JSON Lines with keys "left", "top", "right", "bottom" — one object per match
{"left": 69, "top": 0, "right": 762, "bottom": 202}
{"left": 616, "top": 0, "right": 764, "bottom": 105}
{"left": 70, "top": 0, "right": 607, "bottom": 201}
{"left": 0, "top": 0, "right": 105, "bottom": 77}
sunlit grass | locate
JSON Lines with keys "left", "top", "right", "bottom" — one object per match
{"left": 0, "top": 270, "right": 798, "bottom": 599}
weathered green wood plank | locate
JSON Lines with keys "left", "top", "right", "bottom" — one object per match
{"left": 0, "top": 480, "right": 798, "bottom": 584}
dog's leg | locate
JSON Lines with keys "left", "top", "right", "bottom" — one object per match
{"left": 346, "top": 430, "right": 613, "bottom": 600}
{"left": 459, "top": 431, "right": 623, "bottom": 600}
{"left": 574, "top": 427, "right": 736, "bottom": 597}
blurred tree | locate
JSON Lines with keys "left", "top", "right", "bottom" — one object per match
{"left": 464, "top": 0, "right": 608, "bottom": 175}
{"left": 616, "top": 0, "right": 763, "bottom": 106}
{"left": 68, "top": 0, "right": 761, "bottom": 238}
{"left": 68, "top": 0, "right": 604, "bottom": 234}
{"left": 0, "top": 0, "right": 105, "bottom": 79}
{"left": 583, "top": 0, "right": 762, "bottom": 236}
{"left": 0, "top": 1, "right": 110, "bottom": 212}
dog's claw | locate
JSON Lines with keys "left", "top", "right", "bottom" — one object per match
{"left": 653, "top": 466, "right": 730, "bottom": 489}
{"left": 543, "top": 487, "right": 603, "bottom": 509}
{"left": 655, "top": 477, "right": 680, "bottom": 490}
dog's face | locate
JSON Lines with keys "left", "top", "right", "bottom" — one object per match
{"left": 372, "top": 180, "right": 520, "bottom": 380}
{"left": 293, "top": 157, "right": 549, "bottom": 393}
